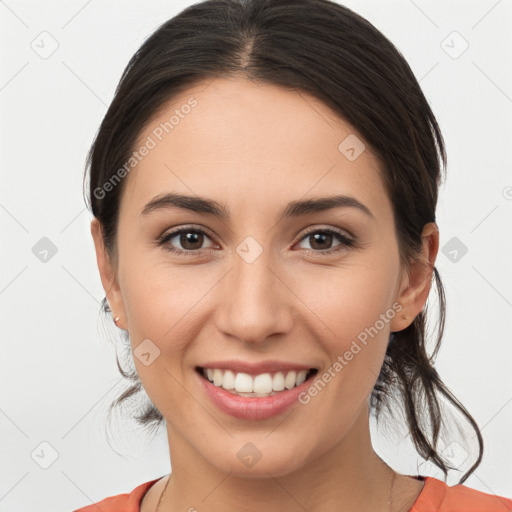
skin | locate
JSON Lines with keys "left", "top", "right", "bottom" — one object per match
{"left": 91, "top": 76, "right": 438, "bottom": 512}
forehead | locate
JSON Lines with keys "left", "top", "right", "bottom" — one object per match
{"left": 121, "top": 76, "right": 390, "bottom": 222}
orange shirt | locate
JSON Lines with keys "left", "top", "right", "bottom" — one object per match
{"left": 73, "top": 475, "right": 512, "bottom": 512}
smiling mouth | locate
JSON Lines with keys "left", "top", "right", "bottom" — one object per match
{"left": 195, "top": 366, "right": 318, "bottom": 397}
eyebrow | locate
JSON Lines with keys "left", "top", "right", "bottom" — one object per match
{"left": 141, "top": 192, "right": 374, "bottom": 220}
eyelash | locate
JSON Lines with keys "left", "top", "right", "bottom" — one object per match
{"left": 156, "top": 225, "right": 356, "bottom": 257}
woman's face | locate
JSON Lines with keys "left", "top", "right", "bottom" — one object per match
{"left": 93, "top": 76, "right": 425, "bottom": 477}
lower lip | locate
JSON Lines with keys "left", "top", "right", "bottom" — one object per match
{"left": 196, "top": 369, "right": 316, "bottom": 421}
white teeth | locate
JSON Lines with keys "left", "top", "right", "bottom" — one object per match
{"left": 254, "top": 373, "right": 273, "bottom": 394}
{"left": 272, "top": 372, "right": 285, "bottom": 391}
{"left": 296, "top": 370, "right": 307, "bottom": 386}
{"left": 284, "top": 371, "right": 297, "bottom": 389}
{"left": 213, "top": 369, "right": 223, "bottom": 386}
{"left": 201, "top": 367, "right": 312, "bottom": 394}
{"left": 235, "top": 372, "right": 254, "bottom": 393}
{"left": 222, "top": 370, "right": 235, "bottom": 390}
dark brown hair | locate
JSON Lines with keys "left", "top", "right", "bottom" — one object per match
{"left": 84, "top": 0, "right": 483, "bottom": 484}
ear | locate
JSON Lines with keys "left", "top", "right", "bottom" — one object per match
{"left": 90, "top": 217, "right": 127, "bottom": 330}
{"left": 390, "top": 222, "right": 439, "bottom": 332}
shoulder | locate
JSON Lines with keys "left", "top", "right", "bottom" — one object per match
{"left": 72, "top": 477, "right": 164, "bottom": 512}
{"left": 411, "top": 476, "right": 512, "bottom": 512}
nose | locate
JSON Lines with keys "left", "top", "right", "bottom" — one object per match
{"left": 214, "top": 243, "right": 293, "bottom": 345}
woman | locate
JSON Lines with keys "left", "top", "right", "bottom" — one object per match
{"left": 75, "top": 0, "right": 512, "bottom": 510}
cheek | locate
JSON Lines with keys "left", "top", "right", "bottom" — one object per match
{"left": 120, "top": 255, "right": 216, "bottom": 353}
{"left": 120, "top": 262, "right": 207, "bottom": 411}
{"left": 306, "top": 262, "right": 399, "bottom": 342}
{"left": 295, "top": 251, "right": 400, "bottom": 391}
{"left": 296, "top": 264, "right": 398, "bottom": 426}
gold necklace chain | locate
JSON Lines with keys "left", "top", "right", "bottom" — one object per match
{"left": 155, "top": 475, "right": 171, "bottom": 512}
{"left": 155, "top": 475, "right": 169, "bottom": 512}
{"left": 155, "top": 469, "right": 398, "bottom": 512}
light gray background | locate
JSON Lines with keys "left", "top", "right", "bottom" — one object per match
{"left": 1, "top": 0, "right": 511, "bottom": 510}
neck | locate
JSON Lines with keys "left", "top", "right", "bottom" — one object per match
{"left": 158, "top": 406, "right": 403, "bottom": 512}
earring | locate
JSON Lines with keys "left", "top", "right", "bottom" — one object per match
{"left": 114, "top": 316, "right": 122, "bottom": 328}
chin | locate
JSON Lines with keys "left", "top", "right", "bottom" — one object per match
{"left": 208, "top": 442, "right": 312, "bottom": 479}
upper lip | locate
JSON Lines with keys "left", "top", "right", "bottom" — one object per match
{"left": 197, "top": 360, "right": 317, "bottom": 375}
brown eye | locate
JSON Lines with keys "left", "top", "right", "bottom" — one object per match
{"left": 177, "top": 231, "right": 205, "bottom": 250}
{"left": 296, "top": 228, "right": 354, "bottom": 255}
{"left": 158, "top": 227, "right": 216, "bottom": 255}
